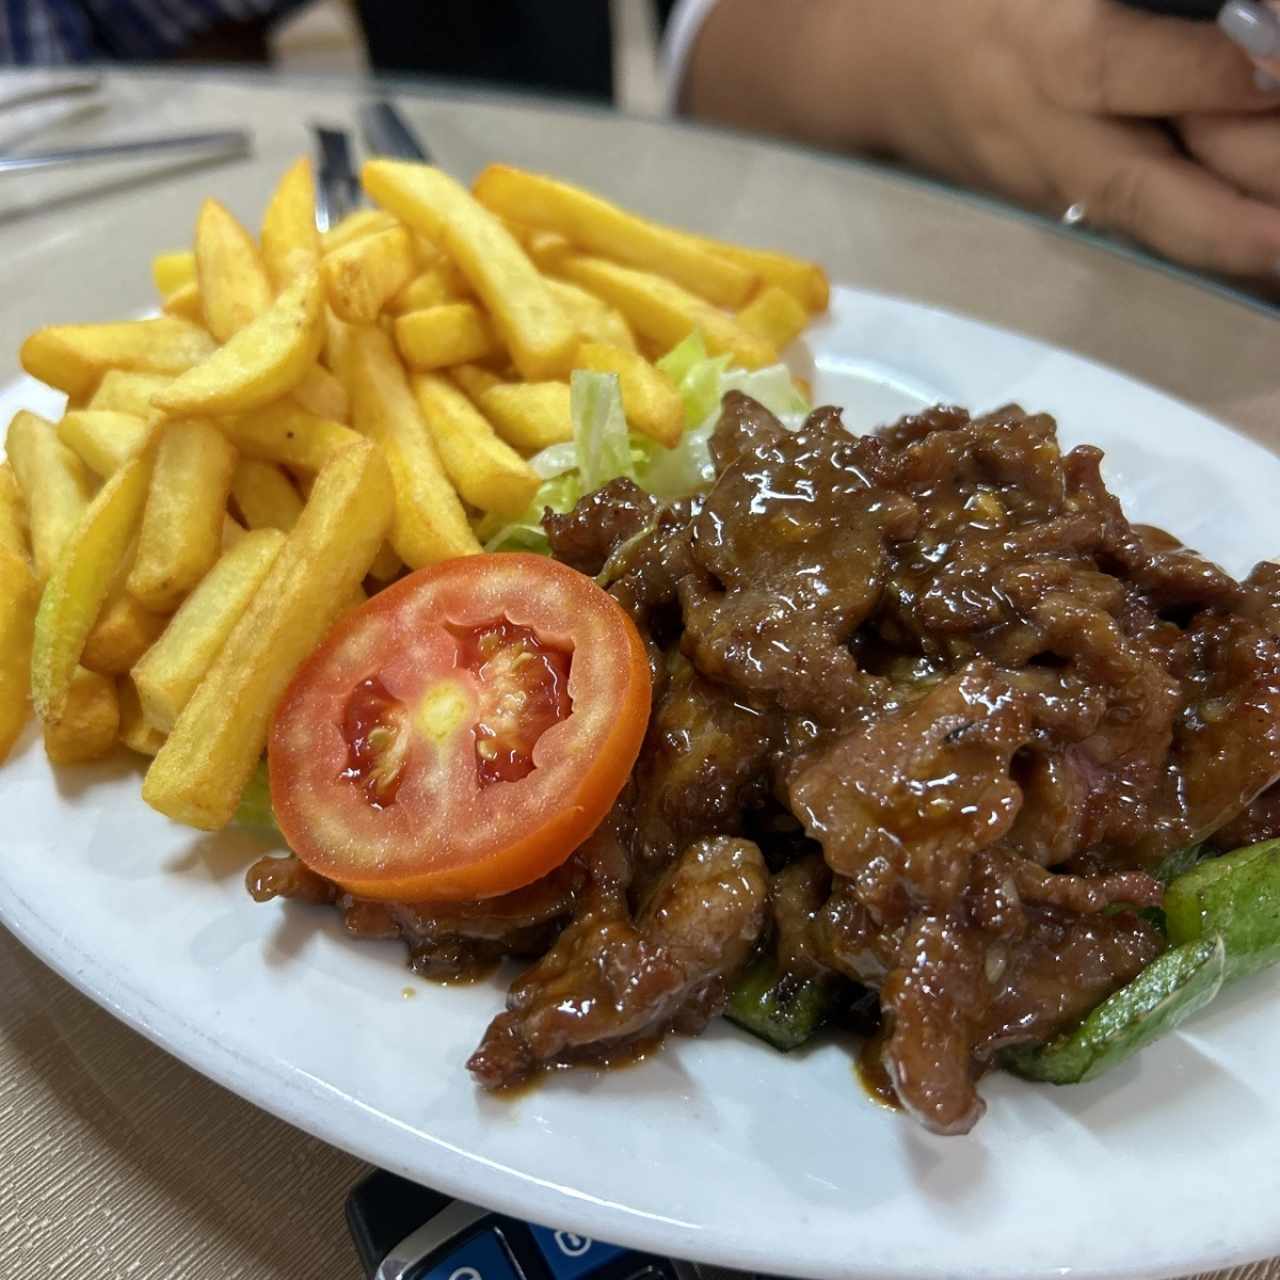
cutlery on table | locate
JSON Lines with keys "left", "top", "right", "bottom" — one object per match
{"left": 0, "top": 129, "right": 251, "bottom": 176}
{"left": 313, "top": 101, "right": 430, "bottom": 231}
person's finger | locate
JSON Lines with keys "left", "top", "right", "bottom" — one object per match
{"left": 1219, "top": 1, "right": 1280, "bottom": 66}
{"left": 1047, "top": 114, "right": 1280, "bottom": 275}
{"left": 1177, "top": 112, "right": 1280, "bottom": 205}
{"left": 1020, "top": 0, "right": 1280, "bottom": 117}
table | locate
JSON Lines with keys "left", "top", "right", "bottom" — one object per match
{"left": 1, "top": 68, "right": 1277, "bottom": 1280}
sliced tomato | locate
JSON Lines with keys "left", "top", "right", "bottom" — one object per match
{"left": 268, "top": 553, "right": 651, "bottom": 903}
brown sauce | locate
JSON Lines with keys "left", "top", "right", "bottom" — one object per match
{"left": 856, "top": 1029, "right": 901, "bottom": 1111}
{"left": 489, "top": 1033, "right": 661, "bottom": 1102}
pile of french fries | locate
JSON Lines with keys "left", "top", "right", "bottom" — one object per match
{"left": 0, "top": 158, "right": 828, "bottom": 834}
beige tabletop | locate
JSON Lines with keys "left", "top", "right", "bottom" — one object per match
{"left": 1, "top": 68, "right": 1278, "bottom": 1280}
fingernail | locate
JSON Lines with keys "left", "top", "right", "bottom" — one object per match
{"left": 1256, "top": 66, "right": 1280, "bottom": 90}
{"left": 1220, "top": 0, "right": 1280, "bottom": 58}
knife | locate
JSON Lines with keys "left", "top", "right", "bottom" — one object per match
{"left": 359, "top": 101, "right": 432, "bottom": 163}
{"left": 0, "top": 128, "right": 250, "bottom": 176}
{"left": 312, "top": 124, "right": 361, "bottom": 233}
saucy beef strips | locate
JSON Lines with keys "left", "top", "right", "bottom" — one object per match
{"left": 468, "top": 824, "right": 769, "bottom": 1087}
{"left": 528, "top": 393, "right": 1278, "bottom": 1128}
{"left": 248, "top": 391, "right": 1280, "bottom": 1131}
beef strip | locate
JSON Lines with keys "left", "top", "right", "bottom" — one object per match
{"left": 878, "top": 896, "right": 1162, "bottom": 1135}
{"left": 245, "top": 853, "right": 578, "bottom": 979}
{"left": 543, "top": 477, "right": 658, "bottom": 577}
{"left": 468, "top": 835, "right": 768, "bottom": 1088}
{"left": 770, "top": 855, "right": 833, "bottom": 977}
{"left": 1138, "top": 611, "right": 1280, "bottom": 855}
{"left": 629, "top": 654, "right": 776, "bottom": 883}
{"left": 879, "top": 908, "right": 992, "bottom": 1134}
{"left": 975, "top": 907, "right": 1163, "bottom": 1056}
{"left": 1212, "top": 781, "right": 1280, "bottom": 850}
{"left": 679, "top": 404, "right": 920, "bottom": 721}
{"left": 247, "top": 852, "right": 337, "bottom": 905}
{"left": 789, "top": 664, "right": 1033, "bottom": 919}
{"left": 708, "top": 388, "right": 787, "bottom": 470}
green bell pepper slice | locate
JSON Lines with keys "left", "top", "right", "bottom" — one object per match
{"left": 1165, "top": 838, "right": 1280, "bottom": 980}
{"left": 727, "top": 953, "right": 846, "bottom": 1052}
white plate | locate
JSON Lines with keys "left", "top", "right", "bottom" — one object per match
{"left": 4, "top": 285, "right": 1280, "bottom": 1280}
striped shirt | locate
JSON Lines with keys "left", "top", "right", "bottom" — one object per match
{"left": 0, "top": 0, "right": 297, "bottom": 63}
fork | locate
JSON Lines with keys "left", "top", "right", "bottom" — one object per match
{"left": 311, "top": 101, "right": 431, "bottom": 231}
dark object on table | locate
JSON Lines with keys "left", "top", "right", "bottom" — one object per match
{"left": 353, "top": 0, "right": 680, "bottom": 99}
{"left": 346, "top": 1168, "right": 709, "bottom": 1280}
{"left": 1113, "top": 0, "right": 1223, "bottom": 17}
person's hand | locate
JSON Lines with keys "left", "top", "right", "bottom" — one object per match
{"left": 685, "top": 0, "right": 1280, "bottom": 276}
{"left": 1218, "top": 0, "right": 1280, "bottom": 89}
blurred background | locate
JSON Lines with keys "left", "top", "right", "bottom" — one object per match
{"left": 0, "top": 0, "right": 677, "bottom": 116}
{"left": 5, "top": 0, "right": 1280, "bottom": 290}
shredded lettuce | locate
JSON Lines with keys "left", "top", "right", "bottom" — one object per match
{"left": 638, "top": 333, "right": 811, "bottom": 499}
{"left": 657, "top": 332, "right": 731, "bottom": 428}
{"left": 574, "top": 370, "right": 634, "bottom": 492}
{"left": 482, "top": 334, "right": 810, "bottom": 553}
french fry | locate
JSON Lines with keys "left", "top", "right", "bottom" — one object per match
{"left": 574, "top": 341, "right": 683, "bottom": 447}
{"left": 43, "top": 666, "right": 119, "bottom": 765}
{"left": 152, "top": 250, "right": 196, "bottom": 299}
{"left": 409, "top": 231, "right": 445, "bottom": 268}
{"left": 474, "top": 165, "right": 757, "bottom": 308}
{"left": 218, "top": 401, "right": 361, "bottom": 473}
{"left": 231, "top": 459, "right": 304, "bottom": 532}
{"left": 559, "top": 254, "right": 777, "bottom": 370}
{"left": 395, "top": 303, "right": 497, "bottom": 371}
{"left": 450, "top": 363, "right": 502, "bottom": 400}
{"left": 57, "top": 410, "right": 152, "bottom": 477}
{"left": 82, "top": 586, "right": 168, "bottom": 675}
{"left": 451, "top": 368, "right": 573, "bottom": 452}
{"left": 0, "top": 533, "right": 37, "bottom": 762}
{"left": 322, "top": 304, "right": 350, "bottom": 372}
{"left": 152, "top": 269, "right": 325, "bottom": 418}
{"left": 363, "top": 161, "right": 576, "bottom": 381}
{"left": 388, "top": 263, "right": 470, "bottom": 315}
{"left": 323, "top": 225, "right": 417, "bottom": 324}
{"left": 412, "top": 372, "right": 540, "bottom": 516}
{"left": 117, "top": 677, "right": 165, "bottom": 756}
{"left": 163, "top": 282, "right": 205, "bottom": 324}
{"left": 142, "top": 440, "right": 394, "bottom": 829}
{"left": 261, "top": 157, "right": 321, "bottom": 292}
{"left": 196, "top": 198, "right": 274, "bottom": 342}
{"left": 21, "top": 319, "right": 217, "bottom": 401}
{"left": 545, "top": 278, "right": 636, "bottom": 352}
{"left": 223, "top": 514, "right": 247, "bottom": 549}
{"left": 88, "top": 370, "right": 171, "bottom": 416}
{"left": 128, "top": 421, "right": 237, "bottom": 612}
{"left": 132, "top": 527, "right": 285, "bottom": 733}
{"left": 0, "top": 464, "right": 27, "bottom": 561}
{"left": 689, "top": 235, "right": 829, "bottom": 312}
{"left": 6, "top": 410, "right": 94, "bottom": 582}
{"left": 339, "top": 323, "right": 479, "bottom": 565}
{"left": 320, "top": 208, "right": 397, "bottom": 256}
{"left": 737, "top": 284, "right": 809, "bottom": 352}
{"left": 518, "top": 227, "right": 574, "bottom": 274}
{"left": 368, "top": 542, "right": 402, "bottom": 583}
{"left": 291, "top": 364, "right": 349, "bottom": 422}
{"left": 31, "top": 452, "right": 154, "bottom": 725}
